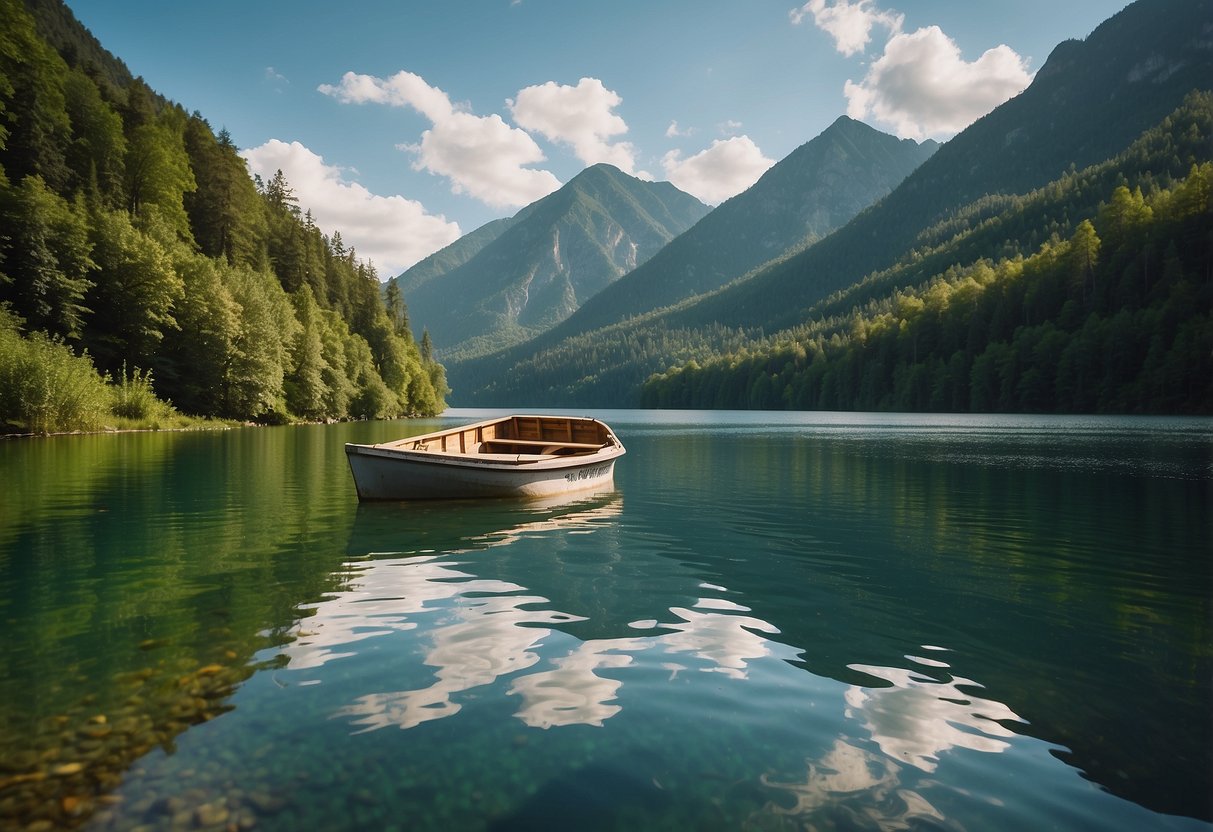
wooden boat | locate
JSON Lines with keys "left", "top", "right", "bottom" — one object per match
{"left": 345, "top": 414, "right": 626, "bottom": 500}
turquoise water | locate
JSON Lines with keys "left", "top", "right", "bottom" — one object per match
{"left": 1, "top": 410, "right": 1210, "bottom": 830}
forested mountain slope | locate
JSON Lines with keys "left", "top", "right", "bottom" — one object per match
{"left": 394, "top": 216, "right": 518, "bottom": 298}
{"left": 668, "top": 0, "right": 1213, "bottom": 334}
{"left": 449, "top": 0, "right": 1213, "bottom": 409}
{"left": 391, "top": 163, "right": 708, "bottom": 360}
{"left": 0, "top": 0, "right": 446, "bottom": 432}
{"left": 643, "top": 96, "right": 1213, "bottom": 414}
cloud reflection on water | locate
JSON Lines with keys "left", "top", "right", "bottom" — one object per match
{"left": 758, "top": 740, "right": 948, "bottom": 830}
{"left": 754, "top": 650, "right": 1022, "bottom": 829}
{"left": 280, "top": 492, "right": 1027, "bottom": 828}
{"left": 845, "top": 652, "right": 1026, "bottom": 773}
{"left": 275, "top": 492, "right": 800, "bottom": 733}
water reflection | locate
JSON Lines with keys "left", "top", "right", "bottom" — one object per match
{"left": 759, "top": 741, "right": 947, "bottom": 830}
{"left": 845, "top": 651, "right": 1026, "bottom": 773}
{"left": 509, "top": 641, "right": 636, "bottom": 728}
{"left": 2, "top": 413, "right": 1207, "bottom": 831}
{"left": 754, "top": 649, "right": 1023, "bottom": 830}
{"left": 270, "top": 490, "right": 804, "bottom": 736}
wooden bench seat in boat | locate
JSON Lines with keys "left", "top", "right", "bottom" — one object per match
{"left": 479, "top": 439, "right": 604, "bottom": 453}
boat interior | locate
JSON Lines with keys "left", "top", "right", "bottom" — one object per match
{"left": 378, "top": 415, "right": 616, "bottom": 460}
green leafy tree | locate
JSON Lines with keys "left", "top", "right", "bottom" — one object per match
{"left": 0, "top": 175, "right": 94, "bottom": 338}
{"left": 84, "top": 207, "right": 182, "bottom": 371}
{"left": 285, "top": 285, "right": 328, "bottom": 420}
{"left": 62, "top": 67, "right": 125, "bottom": 205}
{"left": 158, "top": 245, "right": 241, "bottom": 415}
{"left": 0, "top": 0, "right": 71, "bottom": 189}
{"left": 223, "top": 266, "right": 298, "bottom": 420}
{"left": 124, "top": 108, "right": 196, "bottom": 241}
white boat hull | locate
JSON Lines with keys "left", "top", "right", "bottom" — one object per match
{"left": 346, "top": 446, "right": 620, "bottom": 500}
{"left": 345, "top": 415, "right": 626, "bottom": 501}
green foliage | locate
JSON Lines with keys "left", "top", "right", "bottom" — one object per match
{"left": 84, "top": 206, "right": 183, "bottom": 371}
{"left": 223, "top": 265, "right": 296, "bottom": 421}
{"left": 0, "top": 304, "right": 109, "bottom": 433}
{"left": 183, "top": 120, "right": 265, "bottom": 267}
{"left": 0, "top": 173, "right": 94, "bottom": 338}
{"left": 123, "top": 107, "right": 196, "bottom": 240}
{"left": 0, "top": 2, "right": 449, "bottom": 431}
{"left": 0, "top": 0, "right": 71, "bottom": 188}
{"left": 157, "top": 244, "right": 239, "bottom": 415}
{"left": 642, "top": 163, "right": 1213, "bottom": 414}
{"left": 285, "top": 286, "right": 327, "bottom": 420}
{"left": 62, "top": 66, "right": 125, "bottom": 204}
{"left": 109, "top": 361, "right": 172, "bottom": 422}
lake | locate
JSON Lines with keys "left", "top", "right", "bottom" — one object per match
{"left": 1, "top": 410, "right": 1210, "bottom": 831}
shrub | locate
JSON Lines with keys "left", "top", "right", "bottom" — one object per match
{"left": 110, "top": 362, "right": 174, "bottom": 422}
{"left": 0, "top": 309, "right": 111, "bottom": 434}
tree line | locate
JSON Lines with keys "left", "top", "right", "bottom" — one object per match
{"left": 0, "top": 0, "right": 445, "bottom": 432}
{"left": 642, "top": 162, "right": 1212, "bottom": 413}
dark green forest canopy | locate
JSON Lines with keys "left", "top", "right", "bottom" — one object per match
{"left": 0, "top": 0, "right": 446, "bottom": 432}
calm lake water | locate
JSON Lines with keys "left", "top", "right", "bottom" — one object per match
{"left": 1, "top": 410, "right": 1210, "bottom": 831}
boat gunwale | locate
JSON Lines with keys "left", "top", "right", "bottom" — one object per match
{"left": 344, "top": 414, "right": 625, "bottom": 472}
{"left": 345, "top": 442, "right": 623, "bottom": 471}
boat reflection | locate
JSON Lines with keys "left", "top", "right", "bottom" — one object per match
{"left": 344, "top": 487, "right": 625, "bottom": 556}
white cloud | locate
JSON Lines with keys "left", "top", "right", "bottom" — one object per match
{"left": 790, "top": 0, "right": 903, "bottom": 57}
{"left": 508, "top": 77, "right": 638, "bottom": 173}
{"left": 665, "top": 120, "right": 693, "bottom": 139}
{"left": 319, "top": 70, "right": 561, "bottom": 209}
{"left": 661, "top": 136, "right": 775, "bottom": 205}
{"left": 844, "top": 25, "right": 1032, "bottom": 139}
{"left": 718, "top": 119, "right": 744, "bottom": 136}
{"left": 241, "top": 139, "right": 461, "bottom": 277}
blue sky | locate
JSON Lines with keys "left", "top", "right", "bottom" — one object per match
{"left": 66, "top": 0, "right": 1129, "bottom": 278}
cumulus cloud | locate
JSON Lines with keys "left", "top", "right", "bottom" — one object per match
{"left": 789, "top": 0, "right": 903, "bottom": 56}
{"left": 844, "top": 25, "right": 1032, "bottom": 139}
{"left": 319, "top": 70, "right": 561, "bottom": 209}
{"left": 508, "top": 77, "right": 638, "bottom": 173}
{"left": 241, "top": 139, "right": 461, "bottom": 277}
{"left": 661, "top": 136, "right": 775, "bottom": 205}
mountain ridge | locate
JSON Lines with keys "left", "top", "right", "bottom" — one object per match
{"left": 544, "top": 116, "right": 939, "bottom": 341}
{"left": 391, "top": 163, "right": 708, "bottom": 359}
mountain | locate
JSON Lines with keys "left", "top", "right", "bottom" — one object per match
{"left": 394, "top": 216, "right": 518, "bottom": 298}
{"left": 641, "top": 94, "right": 1213, "bottom": 414}
{"left": 667, "top": 0, "right": 1213, "bottom": 335}
{"left": 544, "top": 116, "right": 938, "bottom": 338}
{"left": 391, "top": 164, "right": 709, "bottom": 359}
{"left": 450, "top": 0, "right": 1213, "bottom": 408}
